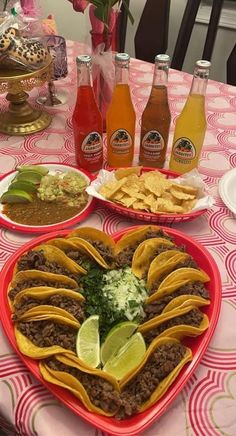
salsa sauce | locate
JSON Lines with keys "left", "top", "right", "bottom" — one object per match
{"left": 3, "top": 192, "right": 89, "bottom": 226}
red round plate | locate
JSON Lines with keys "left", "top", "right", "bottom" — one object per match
{"left": 0, "top": 226, "right": 221, "bottom": 436}
{"left": 0, "top": 163, "right": 95, "bottom": 234}
{"left": 96, "top": 167, "right": 207, "bottom": 224}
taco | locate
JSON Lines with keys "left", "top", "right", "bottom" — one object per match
{"left": 67, "top": 227, "right": 116, "bottom": 265}
{"left": 146, "top": 267, "right": 210, "bottom": 304}
{"left": 15, "top": 244, "right": 86, "bottom": 276}
{"left": 13, "top": 287, "right": 85, "bottom": 323}
{"left": 131, "top": 238, "right": 175, "bottom": 279}
{"left": 40, "top": 353, "right": 120, "bottom": 416}
{"left": 138, "top": 305, "right": 209, "bottom": 345}
{"left": 117, "top": 337, "right": 192, "bottom": 418}
{"left": 147, "top": 250, "right": 198, "bottom": 290}
{"left": 115, "top": 225, "right": 173, "bottom": 268}
{"left": 15, "top": 311, "right": 80, "bottom": 358}
{"left": 8, "top": 270, "right": 78, "bottom": 304}
{"left": 45, "top": 237, "right": 112, "bottom": 269}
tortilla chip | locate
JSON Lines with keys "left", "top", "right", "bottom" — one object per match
{"left": 170, "top": 188, "right": 195, "bottom": 201}
{"left": 171, "top": 183, "right": 198, "bottom": 196}
{"left": 99, "top": 178, "right": 127, "bottom": 199}
{"left": 115, "top": 166, "right": 142, "bottom": 180}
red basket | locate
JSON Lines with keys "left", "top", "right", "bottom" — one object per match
{"left": 99, "top": 167, "right": 207, "bottom": 224}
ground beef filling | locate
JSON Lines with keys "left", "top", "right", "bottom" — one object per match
{"left": 143, "top": 308, "right": 204, "bottom": 345}
{"left": 116, "top": 343, "right": 186, "bottom": 419}
{"left": 145, "top": 281, "right": 209, "bottom": 319}
{"left": 17, "top": 250, "right": 80, "bottom": 283}
{"left": 13, "top": 295, "right": 85, "bottom": 321}
{"left": 18, "top": 320, "right": 77, "bottom": 352}
{"left": 9, "top": 278, "right": 77, "bottom": 302}
{"left": 46, "top": 358, "right": 121, "bottom": 414}
{"left": 65, "top": 250, "right": 88, "bottom": 266}
{"left": 149, "top": 257, "right": 199, "bottom": 292}
{"left": 85, "top": 239, "right": 115, "bottom": 265}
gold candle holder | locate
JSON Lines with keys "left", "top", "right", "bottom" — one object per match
{"left": 0, "top": 57, "right": 53, "bottom": 136}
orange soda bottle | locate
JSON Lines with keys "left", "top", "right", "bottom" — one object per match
{"left": 106, "top": 53, "right": 136, "bottom": 168}
{"left": 169, "top": 60, "right": 211, "bottom": 174}
{"left": 139, "top": 54, "right": 171, "bottom": 168}
{"left": 72, "top": 55, "right": 103, "bottom": 172}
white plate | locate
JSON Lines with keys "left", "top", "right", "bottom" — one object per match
{"left": 0, "top": 163, "right": 95, "bottom": 234}
{"left": 219, "top": 168, "right": 236, "bottom": 215}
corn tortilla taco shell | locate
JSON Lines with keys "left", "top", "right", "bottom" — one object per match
{"left": 39, "top": 353, "right": 120, "bottom": 416}
{"left": 119, "top": 336, "right": 192, "bottom": 413}
{"left": 138, "top": 305, "right": 209, "bottom": 342}
{"left": 131, "top": 238, "right": 175, "bottom": 279}
{"left": 147, "top": 268, "right": 210, "bottom": 304}
{"left": 45, "top": 237, "right": 112, "bottom": 269}
{"left": 147, "top": 251, "right": 192, "bottom": 289}
{"left": 115, "top": 225, "right": 162, "bottom": 254}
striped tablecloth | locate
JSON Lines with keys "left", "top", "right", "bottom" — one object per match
{"left": 0, "top": 40, "right": 236, "bottom": 436}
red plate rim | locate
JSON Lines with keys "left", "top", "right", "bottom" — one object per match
{"left": 0, "top": 162, "right": 96, "bottom": 234}
{"left": 0, "top": 225, "right": 222, "bottom": 435}
{"left": 97, "top": 167, "right": 208, "bottom": 220}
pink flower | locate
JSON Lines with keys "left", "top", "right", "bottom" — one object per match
{"left": 89, "top": 5, "right": 104, "bottom": 34}
{"left": 72, "top": 0, "right": 89, "bottom": 13}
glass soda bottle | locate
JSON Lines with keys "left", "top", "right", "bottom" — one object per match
{"left": 106, "top": 53, "right": 136, "bottom": 168}
{"left": 72, "top": 55, "right": 103, "bottom": 172}
{"left": 169, "top": 60, "right": 211, "bottom": 174}
{"left": 139, "top": 54, "right": 171, "bottom": 168}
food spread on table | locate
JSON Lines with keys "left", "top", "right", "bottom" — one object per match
{"left": 98, "top": 166, "right": 199, "bottom": 214}
{"left": 0, "top": 165, "right": 89, "bottom": 226}
{"left": 8, "top": 225, "right": 211, "bottom": 419}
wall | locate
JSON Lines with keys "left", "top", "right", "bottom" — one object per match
{"left": 40, "top": 0, "right": 236, "bottom": 83}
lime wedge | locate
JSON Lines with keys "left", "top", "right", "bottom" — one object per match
{"left": 103, "top": 332, "right": 146, "bottom": 380}
{"left": 15, "top": 171, "right": 43, "bottom": 184}
{"left": 9, "top": 180, "right": 37, "bottom": 193}
{"left": 101, "top": 321, "right": 138, "bottom": 365}
{"left": 0, "top": 189, "right": 33, "bottom": 203}
{"left": 16, "top": 165, "right": 49, "bottom": 176}
{"left": 76, "top": 315, "right": 100, "bottom": 368}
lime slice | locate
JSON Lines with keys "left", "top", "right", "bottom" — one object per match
{"left": 9, "top": 180, "right": 37, "bottom": 193}
{"left": 16, "top": 165, "right": 49, "bottom": 176}
{"left": 103, "top": 332, "right": 146, "bottom": 380}
{"left": 15, "top": 171, "right": 43, "bottom": 184}
{"left": 0, "top": 189, "right": 33, "bottom": 203}
{"left": 101, "top": 321, "right": 138, "bottom": 365}
{"left": 76, "top": 315, "right": 100, "bottom": 368}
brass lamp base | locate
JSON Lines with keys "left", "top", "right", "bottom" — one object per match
{"left": 0, "top": 57, "right": 52, "bottom": 136}
{"left": 0, "top": 90, "right": 52, "bottom": 135}
{"left": 0, "top": 91, "right": 52, "bottom": 135}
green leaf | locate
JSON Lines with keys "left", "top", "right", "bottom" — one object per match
{"left": 94, "top": 5, "right": 106, "bottom": 23}
{"left": 121, "top": 0, "right": 134, "bottom": 25}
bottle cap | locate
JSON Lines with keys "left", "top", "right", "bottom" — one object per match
{"left": 76, "top": 55, "right": 91, "bottom": 65}
{"left": 195, "top": 60, "right": 211, "bottom": 69}
{"left": 115, "top": 53, "right": 130, "bottom": 62}
{"left": 155, "top": 54, "right": 170, "bottom": 63}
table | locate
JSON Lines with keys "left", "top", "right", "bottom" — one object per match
{"left": 0, "top": 40, "right": 236, "bottom": 436}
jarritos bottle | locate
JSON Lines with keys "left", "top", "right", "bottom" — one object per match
{"left": 72, "top": 55, "right": 103, "bottom": 172}
{"left": 169, "top": 60, "right": 211, "bottom": 174}
{"left": 139, "top": 54, "right": 171, "bottom": 168}
{"left": 106, "top": 53, "right": 136, "bottom": 168}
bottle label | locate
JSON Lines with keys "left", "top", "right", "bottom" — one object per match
{"left": 81, "top": 132, "right": 102, "bottom": 161}
{"left": 172, "top": 137, "right": 196, "bottom": 163}
{"left": 110, "top": 129, "right": 132, "bottom": 155}
{"left": 141, "top": 130, "right": 164, "bottom": 159}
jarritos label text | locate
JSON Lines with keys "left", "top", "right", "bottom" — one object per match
{"left": 81, "top": 132, "right": 102, "bottom": 162}
{"left": 172, "top": 137, "right": 196, "bottom": 163}
{"left": 110, "top": 129, "right": 132, "bottom": 155}
{"left": 142, "top": 130, "right": 164, "bottom": 159}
